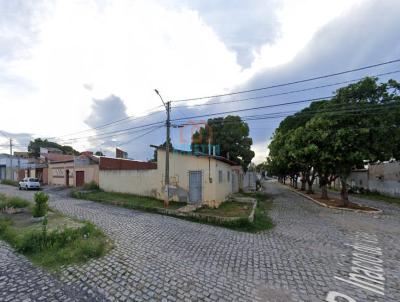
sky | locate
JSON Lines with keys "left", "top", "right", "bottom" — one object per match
{"left": 1, "top": 0, "right": 400, "bottom": 163}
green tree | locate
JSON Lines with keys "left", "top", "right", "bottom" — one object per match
{"left": 28, "top": 138, "right": 79, "bottom": 158}
{"left": 191, "top": 115, "right": 255, "bottom": 171}
{"left": 266, "top": 77, "right": 400, "bottom": 205}
{"left": 94, "top": 151, "right": 104, "bottom": 156}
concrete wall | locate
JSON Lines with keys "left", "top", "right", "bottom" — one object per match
{"left": 348, "top": 162, "right": 400, "bottom": 197}
{"left": 0, "top": 155, "right": 29, "bottom": 180}
{"left": 348, "top": 170, "right": 369, "bottom": 188}
{"left": 75, "top": 165, "right": 99, "bottom": 185}
{"left": 98, "top": 150, "right": 235, "bottom": 206}
{"left": 369, "top": 162, "right": 400, "bottom": 197}
{"left": 243, "top": 172, "right": 257, "bottom": 191}
{"left": 100, "top": 169, "right": 161, "bottom": 198}
{"left": 48, "top": 161, "right": 74, "bottom": 186}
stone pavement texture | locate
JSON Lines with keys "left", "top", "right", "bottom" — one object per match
{"left": 0, "top": 182, "right": 399, "bottom": 301}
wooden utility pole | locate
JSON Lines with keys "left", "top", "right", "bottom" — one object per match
{"left": 9, "top": 138, "right": 13, "bottom": 180}
{"left": 155, "top": 89, "right": 170, "bottom": 207}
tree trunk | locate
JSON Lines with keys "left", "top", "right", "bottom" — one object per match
{"left": 321, "top": 184, "right": 328, "bottom": 199}
{"left": 301, "top": 178, "right": 306, "bottom": 191}
{"left": 340, "top": 177, "right": 349, "bottom": 207}
{"left": 294, "top": 176, "right": 298, "bottom": 189}
{"left": 320, "top": 176, "right": 329, "bottom": 199}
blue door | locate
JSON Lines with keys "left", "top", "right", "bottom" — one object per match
{"left": 189, "top": 171, "right": 202, "bottom": 203}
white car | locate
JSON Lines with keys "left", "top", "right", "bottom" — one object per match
{"left": 19, "top": 177, "right": 41, "bottom": 190}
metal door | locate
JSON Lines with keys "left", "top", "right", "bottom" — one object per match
{"left": 0, "top": 165, "right": 5, "bottom": 180}
{"left": 189, "top": 171, "right": 202, "bottom": 203}
{"left": 76, "top": 171, "right": 85, "bottom": 187}
{"left": 232, "top": 173, "right": 237, "bottom": 193}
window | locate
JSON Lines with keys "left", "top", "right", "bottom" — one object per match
{"left": 219, "top": 170, "right": 223, "bottom": 183}
{"left": 227, "top": 171, "right": 230, "bottom": 182}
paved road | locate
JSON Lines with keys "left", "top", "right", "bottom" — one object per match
{"left": 0, "top": 182, "right": 399, "bottom": 301}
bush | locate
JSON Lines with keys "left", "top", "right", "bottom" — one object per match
{"left": 0, "top": 179, "right": 19, "bottom": 187}
{"left": 70, "top": 189, "right": 82, "bottom": 199}
{"left": 32, "top": 192, "right": 49, "bottom": 217}
{"left": 0, "top": 196, "right": 30, "bottom": 210}
{"left": 82, "top": 181, "right": 100, "bottom": 191}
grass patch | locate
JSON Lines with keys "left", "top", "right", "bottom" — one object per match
{"left": 71, "top": 190, "right": 186, "bottom": 211}
{"left": 0, "top": 179, "right": 19, "bottom": 187}
{"left": 232, "top": 192, "right": 274, "bottom": 232}
{"left": 0, "top": 194, "right": 30, "bottom": 211}
{"left": 195, "top": 201, "right": 252, "bottom": 218}
{"left": 0, "top": 194, "right": 111, "bottom": 270}
{"left": 352, "top": 191, "right": 400, "bottom": 206}
{"left": 182, "top": 192, "right": 274, "bottom": 233}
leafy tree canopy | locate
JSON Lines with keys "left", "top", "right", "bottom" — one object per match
{"left": 191, "top": 115, "right": 255, "bottom": 171}
{"left": 266, "top": 77, "right": 400, "bottom": 204}
{"left": 28, "top": 138, "right": 80, "bottom": 158}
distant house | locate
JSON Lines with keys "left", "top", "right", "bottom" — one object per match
{"left": 48, "top": 155, "right": 99, "bottom": 187}
{"left": 116, "top": 148, "right": 128, "bottom": 159}
{"left": 0, "top": 154, "right": 29, "bottom": 181}
{"left": 99, "top": 147, "right": 243, "bottom": 207}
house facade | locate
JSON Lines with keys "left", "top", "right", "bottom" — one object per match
{"left": 48, "top": 155, "right": 99, "bottom": 187}
{"left": 99, "top": 148, "right": 240, "bottom": 207}
{"left": 0, "top": 154, "right": 29, "bottom": 181}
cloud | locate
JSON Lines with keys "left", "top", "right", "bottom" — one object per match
{"left": 0, "top": 130, "right": 33, "bottom": 153}
{"left": 1, "top": 0, "right": 400, "bottom": 164}
{"left": 164, "top": 0, "right": 282, "bottom": 67}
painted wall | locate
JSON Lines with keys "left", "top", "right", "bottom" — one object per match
{"left": 158, "top": 150, "right": 234, "bottom": 205}
{"left": 75, "top": 165, "right": 99, "bottom": 185}
{"left": 369, "top": 162, "right": 400, "bottom": 197}
{"left": 48, "top": 161, "right": 74, "bottom": 186}
{"left": 348, "top": 162, "right": 400, "bottom": 197}
{"left": 243, "top": 172, "right": 257, "bottom": 191}
{"left": 49, "top": 162, "right": 99, "bottom": 187}
{"left": 348, "top": 170, "right": 369, "bottom": 188}
{"left": 100, "top": 169, "right": 161, "bottom": 198}
{"left": 0, "top": 155, "right": 29, "bottom": 180}
{"left": 98, "top": 150, "right": 235, "bottom": 205}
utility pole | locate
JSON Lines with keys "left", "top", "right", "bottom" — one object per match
{"left": 155, "top": 89, "right": 171, "bottom": 207}
{"left": 9, "top": 138, "right": 13, "bottom": 180}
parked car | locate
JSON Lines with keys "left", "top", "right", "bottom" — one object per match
{"left": 19, "top": 177, "right": 41, "bottom": 190}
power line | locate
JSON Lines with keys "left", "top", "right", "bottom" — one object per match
{"left": 173, "top": 70, "right": 400, "bottom": 108}
{"left": 56, "top": 121, "right": 165, "bottom": 144}
{"left": 177, "top": 102, "right": 400, "bottom": 127}
{"left": 171, "top": 58, "right": 400, "bottom": 102}
{"left": 58, "top": 94, "right": 399, "bottom": 144}
{"left": 171, "top": 96, "right": 333, "bottom": 122}
{"left": 118, "top": 125, "right": 164, "bottom": 147}
{"left": 46, "top": 105, "right": 165, "bottom": 140}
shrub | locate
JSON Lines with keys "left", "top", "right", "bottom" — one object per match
{"left": 82, "top": 181, "right": 100, "bottom": 191}
{"left": 70, "top": 189, "right": 82, "bottom": 199}
{"left": 0, "top": 179, "right": 19, "bottom": 187}
{"left": 0, "top": 196, "right": 30, "bottom": 211}
{"left": 32, "top": 192, "right": 49, "bottom": 217}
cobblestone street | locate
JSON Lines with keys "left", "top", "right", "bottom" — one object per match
{"left": 0, "top": 182, "right": 399, "bottom": 301}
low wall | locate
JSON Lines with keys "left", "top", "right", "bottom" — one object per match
{"left": 99, "top": 169, "right": 162, "bottom": 199}
{"left": 348, "top": 162, "right": 400, "bottom": 197}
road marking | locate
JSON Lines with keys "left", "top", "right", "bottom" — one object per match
{"left": 326, "top": 231, "right": 386, "bottom": 301}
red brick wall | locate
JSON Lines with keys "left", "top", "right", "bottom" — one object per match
{"left": 99, "top": 157, "right": 157, "bottom": 170}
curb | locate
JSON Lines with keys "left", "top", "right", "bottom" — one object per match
{"left": 280, "top": 183, "right": 382, "bottom": 214}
